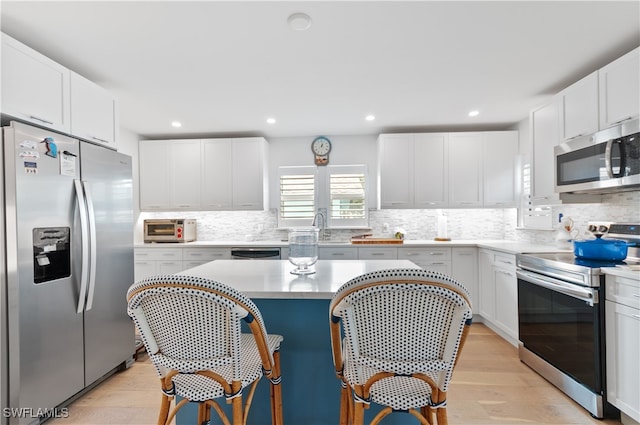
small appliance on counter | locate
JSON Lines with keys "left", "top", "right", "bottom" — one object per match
{"left": 144, "top": 218, "right": 197, "bottom": 243}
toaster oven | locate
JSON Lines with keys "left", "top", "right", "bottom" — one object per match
{"left": 144, "top": 219, "right": 197, "bottom": 243}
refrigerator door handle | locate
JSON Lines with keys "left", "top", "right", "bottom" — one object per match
{"left": 74, "top": 179, "right": 90, "bottom": 314}
{"left": 83, "top": 181, "right": 97, "bottom": 311}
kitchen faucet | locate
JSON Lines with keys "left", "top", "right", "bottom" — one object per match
{"left": 312, "top": 210, "right": 327, "bottom": 240}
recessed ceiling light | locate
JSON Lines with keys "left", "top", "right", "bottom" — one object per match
{"left": 287, "top": 12, "right": 312, "bottom": 31}
{"left": 365, "top": 115, "right": 375, "bottom": 121}
{"left": 266, "top": 118, "right": 276, "bottom": 124}
{"left": 468, "top": 110, "right": 480, "bottom": 117}
{"left": 171, "top": 121, "right": 182, "bottom": 128}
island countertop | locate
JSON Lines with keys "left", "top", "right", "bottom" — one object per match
{"left": 178, "top": 259, "right": 420, "bottom": 299}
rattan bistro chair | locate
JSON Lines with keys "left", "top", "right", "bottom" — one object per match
{"left": 127, "top": 275, "right": 284, "bottom": 425}
{"left": 329, "top": 269, "right": 472, "bottom": 425}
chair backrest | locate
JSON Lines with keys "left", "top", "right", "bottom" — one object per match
{"left": 330, "top": 269, "right": 472, "bottom": 391}
{"left": 127, "top": 274, "right": 274, "bottom": 379}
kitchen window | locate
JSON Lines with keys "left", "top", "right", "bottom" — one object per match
{"left": 278, "top": 165, "right": 368, "bottom": 228}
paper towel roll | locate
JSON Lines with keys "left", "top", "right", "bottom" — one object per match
{"left": 437, "top": 216, "right": 448, "bottom": 239}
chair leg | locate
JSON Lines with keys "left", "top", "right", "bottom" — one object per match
{"left": 269, "top": 350, "right": 284, "bottom": 425}
{"left": 339, "top": 383, "right": 349, "bottom": 425}
{"left": 231, "top": 381, "right": 243, "bottom": 425}
{"left": 157, "top": 393, "right": 172, "bottom": 425}
{"left": 436, "top": 407, "right": 448, "bottom": 425}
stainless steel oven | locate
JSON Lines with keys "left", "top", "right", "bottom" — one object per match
{"left": 516, "top": 223, "right": 640, "bottom": 419}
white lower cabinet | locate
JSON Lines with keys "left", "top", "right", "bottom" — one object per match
{"left": 478, "top": 249, "right": 518, "bottom": 344}
{"left": 319, "top": 246, "right": 358, "bottom": 260}
{"left": 451, "top": 247, "right": 478, "bottom": 314}
{"left": 398, "top": 247, "right": 451, "bottom": 275}
{"left": 183, "top": 248, "right": 231, "bottom": 270}
{"left": 605, "top": 273, "right": 640, "bottom": 423}
{"left": 134, "top": 247, "right": 184, "bottom": 281}
{"left": 358, "top": 247, "right": 398, "bottom": 260}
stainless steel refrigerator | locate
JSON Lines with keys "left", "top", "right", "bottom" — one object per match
{"left": 1, "top": 121, "right": 134, "bottom": 425}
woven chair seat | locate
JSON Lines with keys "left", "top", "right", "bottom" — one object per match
{"left": 171, "top": 334, "right": 283, "bottom": 402}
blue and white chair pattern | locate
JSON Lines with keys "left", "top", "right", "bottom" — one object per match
{"left": 329, "top": 269, "right": 472, "bottom": 425}
{"left": 127, "top": 274, "right": 284, "bottom": 425}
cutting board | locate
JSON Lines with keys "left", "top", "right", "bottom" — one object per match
{"left": 350, "top": 238, "right": 404, "bottom": 244}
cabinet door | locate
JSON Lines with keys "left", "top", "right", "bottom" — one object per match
{"left": 134, "top": 261, "right": 156, "bottom": 281}
{"left": 451, "top": 248, "right": 478, "bottom": 313}
{"left": 448, "top": 133, "right": 483, "bottom": 207}
{"left": 493, "top": 266, "right": 518, "bottom": 340}
{"left": 483, "top": 132, "right": 517, "bottom": 207}
{"left": 478, "top": 249, "right": 494, "bottom": 320}
{"left": 560, "top": 71, "right": 599, "bottom": 141}
{"left": 232, "top": 138, "right": 267, "bottom": 210}
{"left": 170, "top": 140, "right": 202, "bottom": 209}
{"left": 139, "top": 140, "right": 171, "bottom": 210}
{"left": 414, "top": 133, "right": 449, "bottom": 207}
{"left": 70, "top": 72, "right": 117, "bottom": 148}
{"left": 201, "top": 139, "right": 233, "bottom": 209}
{"left": 530, "top": 99, "right": 561, "bottom": 204}
{"left": 1, "top": 33, "right": 71, "bottom": 133}
{"left": 378, "top": 134, "right": 414, "bottom": 208}
{"left": 599, "top": 47, "right": 640, "bottom": 129}
{"left": 157, "top": 261, "right": 184, "bottom": 275}
{"left": 606, "top": 300, "right": 640, "bottom": 421}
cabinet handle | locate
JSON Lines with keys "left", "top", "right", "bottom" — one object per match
{"left": 91, "top": 136, "right": 110, "bottom": 144}
{"left": 632, "top": 314, "right": 640, "bottom": 320}
{"left": 332, "top": 253, "right": 345, "bottom": 256}
{"left": 567, "top": 133, "right": 584, "bottom": 141}
{"left": 456, "top": 253, "right": 473, "bottom": 256}
{"left": 29, "top": 115, "right": 54, "bottom": 125}
{"left": 614, "top": 116, "right": 633, "bottom": 125}
{"left": 496, "top": 270, "right": 513, "bottom": 277}
{"left": 428, "top": 252, "right": 445, "bottom": 256}
{"left": 632, "top": 294, "right": 640, "bottom": 298}
{"left": 430, "top": 262, "right": 445, "bottom": 265}
{"left": 239, "top": 203, "right": 255, "bottom": 207}
{"left": 177, "top": 205, "right": 192, "bottom": 208}
{"left": 406, "top": 253, "right": 420, "bottom": 256}
{"left": 136, "top": 253, "right": 149, "bottom": 257}
{"left": 371, "top": 253, "right": 385, "bottom": 256}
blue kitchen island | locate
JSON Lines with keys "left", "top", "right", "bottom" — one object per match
{"left": 174, "top": 259, "right": 420, "bottom": 425}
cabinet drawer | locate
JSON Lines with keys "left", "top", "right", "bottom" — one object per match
{"left": 134, "top": 248, "right": 183, "bottom": 261}
{"left": 398, "top": 247, "right": 451, "bottom": 262}
{"left": 183, "top": 248, "right": 231, "bottom": 261}
{"left": 319, "top": 247, "right": 358, "bottom": 260}
{"left": 358, "top": 247, "right": 398, "bottom": 260}
{"left": 606, "top": 274, "right": 640, "bottom": 309}
{"left": 494, "top": 253, "right": 516, "bottom": 270}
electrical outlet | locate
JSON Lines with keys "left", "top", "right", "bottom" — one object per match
{"left": 382, "top": 223, "right": 390, "bottom": 233}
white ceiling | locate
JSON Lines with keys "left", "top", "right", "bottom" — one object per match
{"left": 1, "top": 1, "right": 639, "bottom": 139}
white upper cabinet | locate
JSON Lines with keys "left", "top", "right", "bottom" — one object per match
{"left": 201, "top": 139, "right": 233, "bottom": 209}
{"left": 231, "top": 138, "right": 268, "bottom": 210}
{"left": 530, "top": 98, "right": 561, "bottom": 204}
{"left": 1, "top": 33, "right": 71, "bottom": 133}
{"left": 599, "top": 47, "right": 640, "bottom": 129}
{"left": 170, "top": 140, "right": 202, "bottom": 209}
{"left": 139, "top": 139, "right": 202, "bottom": 210}
{"left": 483, "top": 131, "right": 518, "bottom": 207}
{"left": 414, "top": 133, "right": 449, "bottom": 208}
{"left": 378, "top": 133, "right": 448, "bottom": 208}
{"left": 139, "top": 137, "right": 268, "bottom": 211}
{"left": 378, "top": 134, "right": 414, "bottom": 208}
{"left": 448, "top": 132, "right": 483, "bottom": 207}
{"left": 70, "top": 72, "right": 118, "bottom": 148}
{"left": 139, "top": 140, "right": 172, "bottom": 210}
{"left": 559, "top": 71, "right": 599, "bottom": 141}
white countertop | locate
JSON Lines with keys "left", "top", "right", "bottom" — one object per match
{"left": 602, "top": 265, "right": 640, "bottom": 281}
{"left": 177, "top": 259, "right": 420, "bottom": 299}
{"left": 137, "top": 239, "right": 569, "bottom": 255}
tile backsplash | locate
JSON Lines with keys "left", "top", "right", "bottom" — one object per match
{"left": 136, "top": 191, "right": 639, "bottom": 244}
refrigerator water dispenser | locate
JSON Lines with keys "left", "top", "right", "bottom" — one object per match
{"left": 33, "top": 227, "right": 71, "bottom": 283}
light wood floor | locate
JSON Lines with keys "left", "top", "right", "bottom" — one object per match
{"left": 48, "top": 323, "right": 622, "bottom": 425}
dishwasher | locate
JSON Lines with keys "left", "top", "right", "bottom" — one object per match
{"left": 230, "top": 247, "right": 281, "bottom": 260}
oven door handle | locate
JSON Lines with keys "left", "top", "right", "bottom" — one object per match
{"left": 517, "top": 270, "right": 597, "bottom": 305}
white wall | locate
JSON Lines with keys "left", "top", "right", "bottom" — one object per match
{"left": 267, "top": 134, "right": 379, "bottom": 208}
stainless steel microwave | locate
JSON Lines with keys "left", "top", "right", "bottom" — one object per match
{"left": 554, "top": 119, "right": 640, "bottom": 194}
{"left": 144, "top": 219, "right": 197, "bottom": 243}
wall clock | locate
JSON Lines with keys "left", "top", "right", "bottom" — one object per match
{"left": 311, "top": 136, "right": 331, "bottom": 165}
